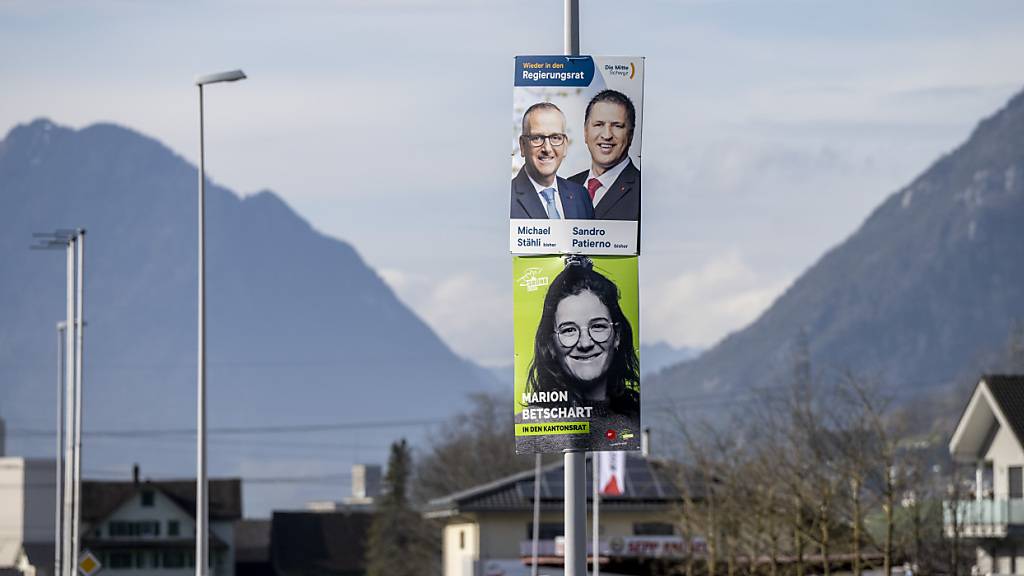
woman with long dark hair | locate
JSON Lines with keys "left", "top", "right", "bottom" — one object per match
{"left": 519, "top": 255, "right": 639, "bottom": 451}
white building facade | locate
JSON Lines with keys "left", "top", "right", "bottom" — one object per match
{"left": 0, "top": 458, "right": 57, "bottom": 576}
{"left": 948, "top": 375, "right": 1024, "bottom": 575}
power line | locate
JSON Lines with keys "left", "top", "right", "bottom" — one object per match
{"left": 5, "top": 417, "right": 445, "bottom": 438}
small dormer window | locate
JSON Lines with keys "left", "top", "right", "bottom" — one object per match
{"left": 1010, "top": 466, "right": 1023, "bottom": 499}
{"left": 141, "top": 490, "right": 155, "bottom": 507}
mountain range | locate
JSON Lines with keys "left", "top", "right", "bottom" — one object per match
{"left": 0, "top": 119, "right": 494, "bottom": 515}
{"left": 4, "top": 86, "right": 1024, "bottom": 512}
{"left": 647, "top": 87, "right": 1024, "bottom": 427}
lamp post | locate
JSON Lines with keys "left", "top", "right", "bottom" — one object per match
{"left": 55, "top": 320, "right": 65, "bottom": 576}
{"left": 195, "top": 69, "right": 245, "bottom": 576}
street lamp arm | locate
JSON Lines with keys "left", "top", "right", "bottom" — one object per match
{"left": 195, "top": 69, "right": 247, "bottom": 86}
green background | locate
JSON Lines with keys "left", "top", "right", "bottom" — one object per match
{"left": 512, "top": 256, "right": 640, "bottom": 415}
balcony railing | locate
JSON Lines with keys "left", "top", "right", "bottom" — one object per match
{"left": 943, "top": 499, "right": 1024, "bottom": 538}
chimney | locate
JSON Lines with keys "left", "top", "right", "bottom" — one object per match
{"left": 132, "top": 463, "right": 140, "bottom": 485}
{"left": 641, "top": 427, "right": 651, "bottom": 457}
{"left": 352, "top": 464, "right": 382, "bottom": 499}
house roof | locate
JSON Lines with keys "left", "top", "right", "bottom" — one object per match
{"left": 82, "top": 478, "right": 242, "bottom": 522}
{"left": 950, "top": 375, "right": 1024, "bottom": 461}
{"left": 270, "top": 511, "right": 371, "bottom": 576}
{"left": 984, "top": 375, "right": 1024, "bottom": 445}
{"left": 424, "top": 453, "right": 693, "bottom": 517}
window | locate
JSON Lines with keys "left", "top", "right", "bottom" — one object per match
{"left": 109, "top": 552, "right": 133, "bottom": 570}
{"left": 168, "top": 520, "right": 180, "bottom": 536}
{"left": 141, "top": 490, "right": 155, "bottom": 507}
{"left": 633, "top": 522, "right": 675, "bottom": 536}
{"left": 109, "top": 520, "right": 161, "bottom": 537}
{"left": 459, "top": 530, "right": 465, "bottom": 550}
{"left": 1010, "top": 467, "right": 1023, "bottom": 499}
{"left": 162, "top": 551, "right": 186, "bottom": 569}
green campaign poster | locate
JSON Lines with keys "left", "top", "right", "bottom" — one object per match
{"left": 513, "top": 255, "right": 640, "bottom": 454}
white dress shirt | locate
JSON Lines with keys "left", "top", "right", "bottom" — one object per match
{"left": 527, "top": 173, "right": 565, "bottom": 219}
{"left": 584, "top": 156, "right": 631, "bottom": 208}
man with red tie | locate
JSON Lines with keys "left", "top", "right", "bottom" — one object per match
{"left": 569, "top": 90, "right": 641, "bottom": 222}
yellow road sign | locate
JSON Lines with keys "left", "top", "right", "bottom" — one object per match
{"left": 79, "top": 550, "right": 102, "bottom": 576}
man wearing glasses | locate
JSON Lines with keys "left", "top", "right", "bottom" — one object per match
{"left": 511, "top": 102, "right": 595, "bottom": 220}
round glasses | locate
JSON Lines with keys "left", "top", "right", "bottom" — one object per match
{"left": 555, "top": 319, "right": 615, "bottom": 348}
{"left": 523, "top": 133, "right": 567, "bottom": 148}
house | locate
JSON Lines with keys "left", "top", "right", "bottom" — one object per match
{"left": 948, "top": 374, "right": 1024, "bottom": 574}
{"left": 269, "top": 510, "right": 372, "bottom": 576}
{"left": 80, "top": 471, "right": 242, "bottom": 576}
{"left": 234, "top": 520, "right": 271, "bottom": 576}
{"left": 423, "top": 452, "right": 703, "bottom": 576}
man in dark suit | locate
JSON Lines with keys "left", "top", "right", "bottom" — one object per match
{"left": 569, "top": 90, "right": 640, "bottom": 221}
{"left": 511, "top": 102, "right": 594, "bottom": 220}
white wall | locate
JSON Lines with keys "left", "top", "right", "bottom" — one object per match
{"left": 0, "top": 458, "right": 57, "bottom": 566}
{"left": 443, "top": 522, "right": 477, "bottom": 576}
{"left": 984, "top": 422, "right": 1024, "bottom": 500}
{"left": 0, "top": 459, "right": 27, "bottom": 566}
{"left": 440, "top": 508, "right": 685, "bottom": 576}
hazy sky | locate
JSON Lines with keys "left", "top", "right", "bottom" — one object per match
{"left": 2, "top": 0, "right": 1023, "bottom": 368}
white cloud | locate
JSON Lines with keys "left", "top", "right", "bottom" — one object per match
{"left": 379, "top": 268, "right": 510, "bottom": 367}
{"left": 644, "top": 252, "right": 790, "bottom": 349}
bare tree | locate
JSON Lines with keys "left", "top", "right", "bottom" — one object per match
{"left": 414, "top": 391, "right": 540, "bottom": 502}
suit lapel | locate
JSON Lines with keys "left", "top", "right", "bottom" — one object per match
{"left": 595, "top": 162, "right": 637, "bottom": 219}
{"left": 514, "top": 170, "right": 549, "bottom": 218}
{"left": 558, "top": 176, "right": 578, "bottom": 219}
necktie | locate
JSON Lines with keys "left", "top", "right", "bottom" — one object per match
{"left": 540, "top": 188, "right": 561, "bottom": 219}
{"left": 587, "top": 178, "right": 602, "bottom": 201}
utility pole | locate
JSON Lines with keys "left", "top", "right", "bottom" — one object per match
{"left": 31, "top": 229, "right": 80, "bottom": 576}
{"left": 531, "top": 454, "right": 542, "bottom": 576}
{"left": 55, "top": 321, "right": 66, "bottom": 576}
{"left": 63, "top": 234, "right": 76, "bottom": 576}
{"left": 71, "top": 230, "right": 85, "bottom": 576}
{"left": 593, "top": 452, "right": 600, "bottom": 576}
{"left": 562, "top": 3, "right": 586, "bottom": 574}
{"left": 195, "top": 69, "right": 246, "bottom": 576}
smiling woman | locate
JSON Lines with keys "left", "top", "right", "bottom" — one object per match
{"left": 515, "top": 255, "right": 640, "bottom": 453}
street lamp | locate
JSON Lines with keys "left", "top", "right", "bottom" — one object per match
{"left": 194, "top": 69, "right": 245, "bottom": 576}
{"left": 31, "top": 229, "right": 80, "bottom": 576}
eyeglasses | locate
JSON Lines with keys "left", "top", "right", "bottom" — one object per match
{"left": 522, "top": 133, "right": 567, "bottom": 148}
{"left": 555, "top": 319, "right": 615, "bottom": 348}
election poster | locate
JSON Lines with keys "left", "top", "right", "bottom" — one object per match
{"left": 513, "top": 254, "right": 640, "bottom": 454}
{"left": 510, "top": 55, "right": 645, "bottom": 255}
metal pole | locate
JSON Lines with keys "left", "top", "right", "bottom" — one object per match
{"left": 71, "top": 230, "right": 85, "bottom": 576}
{"left": 55, "top": 322, "right": 65, "bottom": 576}
{"left": 593, "top": 452, "right": 600, "bottom": 576}
{"left": 565, "top": 452, "right": 586, "bottom": 576}
{"left": 562, "top": 4, "right": 585, "bottom": 574}
{"left": 197, "top": 83, "right": 209, "bottom": 576}
{"left": 62, "top": 237, "right": 75, "bottom": 576}
{"left": 563, "top": 0, "right": 579, "bottom": 56}
{"left": 531, "top": 454, "right": 542, "bottom": 576}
